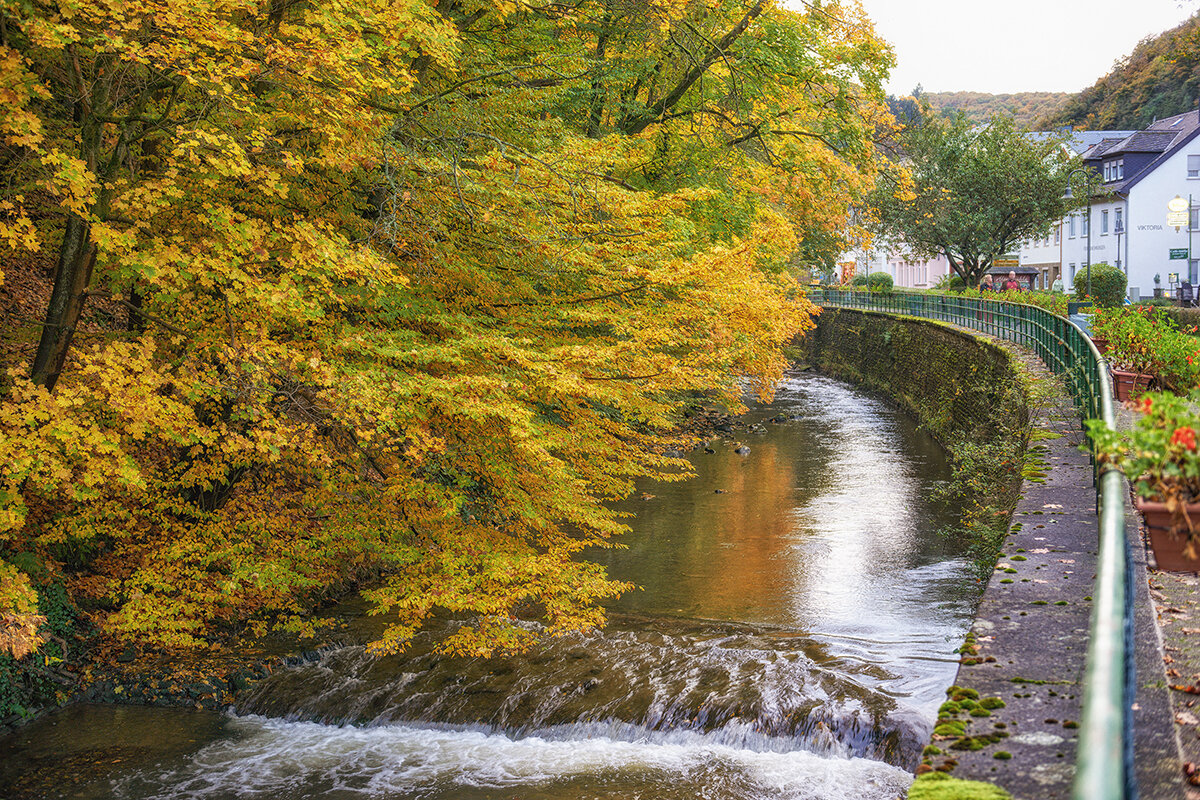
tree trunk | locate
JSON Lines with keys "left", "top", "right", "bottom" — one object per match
{"left": 585, "top": 18, "right": 611, "bottom": 139}
{"left": 30, "top": 213, "right": 97, "bottom": 390}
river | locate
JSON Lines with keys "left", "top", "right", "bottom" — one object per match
{"left": 0, "top": 372, "right": 980, "bottom": 800}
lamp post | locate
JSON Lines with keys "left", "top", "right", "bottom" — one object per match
{"left": 1065, "top": 167, "right": 1094, "bottom": 297}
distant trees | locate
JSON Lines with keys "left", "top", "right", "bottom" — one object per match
{"left": 1041, "top": 14, "right": 1200, "bottom": 129}
{"left": 923, "top": 91, "right": 1072, "bottom": 130}
{"left": 871, "top": 115, "right": 1073, "bottom": 288}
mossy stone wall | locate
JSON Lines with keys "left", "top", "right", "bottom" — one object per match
{"left": 799, "top": 308, "right": 1030, "bottom": 451}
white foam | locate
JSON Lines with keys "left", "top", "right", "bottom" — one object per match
{"left": 120, "top": 715, "right": 913, "bottom": 800}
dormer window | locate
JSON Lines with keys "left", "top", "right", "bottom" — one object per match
{"left": 1103, "top": 159, "right": 1125, "bottom": 182}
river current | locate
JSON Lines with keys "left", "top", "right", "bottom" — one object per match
{"left": 0, "top": 372, "right": 980, "bottom": 800}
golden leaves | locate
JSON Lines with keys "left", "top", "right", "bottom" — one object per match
{"left": 0, "top": 561, "right": 46, "bottom": 660}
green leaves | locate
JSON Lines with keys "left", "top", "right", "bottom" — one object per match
{"left": 873, "top": 114, "right": 1073, "bottom": 287}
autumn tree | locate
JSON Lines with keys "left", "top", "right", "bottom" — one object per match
{"left": 871, "top": 114, "right": 1073, "bottom": 288}
{"left": 0, "top": 0, "right": 895, "bottom": 672}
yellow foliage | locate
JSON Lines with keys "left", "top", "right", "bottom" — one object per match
{"left": 0, "top": 561, "right": 45, "bottom": 660}
{"left": 0, "top": 0, "right": 892, "bottom": 660}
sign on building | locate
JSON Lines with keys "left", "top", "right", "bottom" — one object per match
{"left": 1171, "top": 249, "right": 1190, "bottom": 260}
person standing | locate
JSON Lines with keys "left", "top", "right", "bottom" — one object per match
{"left": 979, "top": 274, "right": 995, "bottom": 292}
{"left": 1002, "top": 271, "right": 1022, "bottom": 291}
{"left": 1051, "top": 274, "right": 1064, "bottom": 293}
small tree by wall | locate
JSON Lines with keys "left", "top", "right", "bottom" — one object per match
{"left": 1086, "top": 263, "right": 1127, "bottom": 308}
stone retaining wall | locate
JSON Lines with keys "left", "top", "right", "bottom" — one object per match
{"left": 799, "top": 307, "right": 1031, "bottom": 454}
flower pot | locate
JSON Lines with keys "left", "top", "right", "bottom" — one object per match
{"left": 1136, "top": 499, "right": 1200, "bottom": 572}
{"left": 1090, "top": 336, "right": 1109, "bottom": 354}
{"left": 1111, "top": 369, "right": 1153, "bottom": 402}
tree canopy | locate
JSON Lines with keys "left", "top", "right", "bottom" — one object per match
{"left": 870, "top": 115, "right": 1072, "bottom": 288}
{"left": 0, "top": 0, "right": 895, "bottom": 666}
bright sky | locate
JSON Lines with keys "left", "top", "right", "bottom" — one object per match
{"left": 851, "top": 0, "right": 1197, "bottom": 95}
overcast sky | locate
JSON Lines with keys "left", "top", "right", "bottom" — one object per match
{"left": 848, "top": 0, "right": 1197, "bottom": 95}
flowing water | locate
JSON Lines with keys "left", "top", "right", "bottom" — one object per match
{"left": 0, "top": 373, "right": 980, "bottom": 800}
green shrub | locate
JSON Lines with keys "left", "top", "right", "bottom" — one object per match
{"left": 933, "top": 273, "right": 966, "bottom": 291}
{"left": 867, "top": 271, "right": 894, "bottom": 292}
{"left": 0, "top": 581, "right": 80, "bottom": 721}
{"left": 1084, "top": 262, "right": 1126, "bottom": 308}
{"left": 1158, "top": 306, "right": 1200, "bottom": 332}
{"left": 850, "top": 274, "right": 869, "bottom": 286}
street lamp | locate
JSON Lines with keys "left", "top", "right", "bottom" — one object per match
{"left": 1065, "top": 167, "right": 1093, "bottom": 297}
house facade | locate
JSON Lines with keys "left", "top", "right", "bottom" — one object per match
{"left": 840, "top": 242, "right": 951, "bottom": 289}
{"left": 1017, "top": 131, "right": 1136, "bottom": 290}
{"left": 1061, "top": 112, "right": 1200, "bottom": 298}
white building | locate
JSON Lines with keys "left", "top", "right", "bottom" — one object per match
{"left": 839, "top": 241, "right": 950, "bottom": 289}
{"left": 1062, "top": 112, "right": 1200, "bottom": 298}
{"left": 1017, "top": 131, "right": 1135, "bottom": 290}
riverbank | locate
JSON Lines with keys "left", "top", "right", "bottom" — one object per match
{"left": 802, "top": 305, "right": 1186, "bottom": 798}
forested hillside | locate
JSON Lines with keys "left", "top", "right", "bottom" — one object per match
{"left": 923, "top": 91, "right": 1071, "bottom": 128}
{"left": 1041, "top": 14, "right": 1200, "bottom": 129}
{"left": 0, "top": 0, "right": 894, "bottom": 697}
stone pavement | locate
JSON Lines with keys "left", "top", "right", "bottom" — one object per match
{"left": 920, "top": 339, "right": 1183, "bottom": 799}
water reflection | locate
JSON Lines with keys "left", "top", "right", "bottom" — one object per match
{"left": 593, "top": 372, "right": 976, "bottom": 705}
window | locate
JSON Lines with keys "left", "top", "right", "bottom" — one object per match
{"left": 1055, "top": 227, "right": 1061, "bottom": 245}
{"left": 1101, "top": 210, "right": 1109, "bottom": 234}
{"left": 1191, "top": 207, "right": 1200, "bottom": 231}
{"left": 1103, "top": 163, "right": 1111, "bottom": 182}
{"left": 1117, "top": 159, "right": 1124, "bottom": 179}
{"left": 1069, "top": 215, "right": 1077, "bottom": 237}
{"left": 1070, "top": 263, "right": 1077, "bottom": 284}
{"left": 1115, "top": 208, "right": 1123, "bottom": 233}
{"left": 1190, "top": 154, "right": 1200, "bottom": 178}
{"left": 1082, "top": 214, "right": 1089, "bottom": 237}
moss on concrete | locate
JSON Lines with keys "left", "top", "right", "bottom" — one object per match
{"left": 908, "top": 772, "right": 1012, "bottom": 800}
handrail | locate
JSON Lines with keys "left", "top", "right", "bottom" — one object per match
{"left": 807, "top": 288, "right": 1131, "bottom": 800}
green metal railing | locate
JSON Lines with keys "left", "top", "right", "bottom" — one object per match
{"left": 809, "top": 288, "right": 1131, "bottom": 800}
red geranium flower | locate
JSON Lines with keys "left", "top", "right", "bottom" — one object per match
{"left": 1172, "top": 427, "right": 1197, "bottom": 451}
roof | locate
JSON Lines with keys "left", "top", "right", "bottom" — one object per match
{"left": 1065, "top": 131, "right": 1138, "bottom": 155}
{"left": 986, "top": 265, "right": 1040, "bottom": 275}
{"left": 1099, "top": 130, "right": 1178, "bottom": 154}
{"left": 1083, "top": 110, "right": 1200, "bottom": 194}
{"left": 1027, "top": 130, "right": 1138, "bottom": 156}
{"left": 1082, "top": 138, "right": 1129, "bottom": 159}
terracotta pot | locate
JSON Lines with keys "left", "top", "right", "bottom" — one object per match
{"left": 1090, "top": 336, "right": 1109, "bottom": 354}
{"left": 1111, "top": 369, "right": 1154, "bottom": 402}
{"left": 1136, "top": 499, "right": 1200, "bottom": 572}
